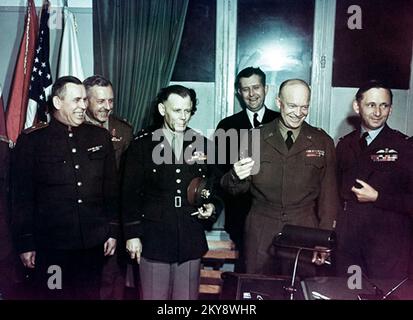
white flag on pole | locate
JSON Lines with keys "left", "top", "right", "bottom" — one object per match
{"left": 58, "top": 7, "right": 85, "bottom": 81}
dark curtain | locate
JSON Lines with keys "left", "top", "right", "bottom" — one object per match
{"left": 93, "top": 0, "right": 189, "bottom": 132}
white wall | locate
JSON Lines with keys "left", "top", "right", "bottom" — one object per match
{"left": 0, "top": 1, "right": 93, "bottom": 106}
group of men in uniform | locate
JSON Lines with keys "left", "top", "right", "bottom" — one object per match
{"left": 2, "top": 66, "right": 413, "bottom": 300}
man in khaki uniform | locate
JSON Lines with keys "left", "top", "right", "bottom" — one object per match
{"left": 84, "top": 75, "right": 133, "bottom": 169}
{"left": 84, "top": 75, "right": 133, "bottom": 299}
{"left": 221, "top": 79, "right": 339, "bottom": 276}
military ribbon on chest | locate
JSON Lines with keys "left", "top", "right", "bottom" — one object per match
{"left": 111, "top": 128, "right": 123, "bottom": 142}
{"left": 187, "top": 150, "right": 207, "bottom": 163}
{"left": 87, "top": 145, "right": 103, "bottom": 152}
{"left": 370, "top": 148, "right": 398, "bottom": 162}
{"left": 305, "top": 149, "right": 325, "bottom": 157}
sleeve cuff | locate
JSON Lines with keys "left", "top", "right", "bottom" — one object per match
{"left": 123, "top": 221, "right": 143, "bottom": 240}
{"left": 15, "top": 234, "right": 36, "bottom": 254}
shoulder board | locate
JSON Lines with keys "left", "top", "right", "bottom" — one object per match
{"left": 22, "top": 122, "right": 48, "bottom": 134}
{"left": 339, "top": 129, "right": 358, "bottom": 141}
{"left": 120, "top": 118, "right": 133, "bottom": 127}
{"left": 134, "top": 131, "right": 153, "bottom": 140}
{"left": 187, "top": 127, "right": 204, "bottom": 137}
{"left": 83, "top": 122, "right": 108, "bottom": 132}
{"left": 310, "top": 126, "right": 329, "bottom": 137}
{"left": 83, "top": 121, "right": 102, "bottom": 128}
{"left": 112, "top": 115, "right": 133, "bottom": 128}
{"left": 391, "top": 129, "right": 407, "bottom": 139}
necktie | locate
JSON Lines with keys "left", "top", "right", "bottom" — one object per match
{"left": 171, "top": 134, "right": 176, "bottom": 155}
{"left": 285, "top": 130, "right": 294, "bottom": 150}
{"left": 253, "top": 113, "right": 261, "bottom": 128}
{"left": 359, "top": 132, "right": 369, "bottom": 150}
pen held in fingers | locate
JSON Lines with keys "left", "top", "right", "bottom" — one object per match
{"left": 239, "top": 157, "right": 253, "bottom": 165}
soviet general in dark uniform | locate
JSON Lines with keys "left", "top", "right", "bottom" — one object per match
{"left": 121, "top": 85, "right": 221, "bottom": 300}
{"left": 336, "top": 81, "right": 413, "bottom": 279}
{"left": 11, "top": 76, "right": 119, "bottom": 299}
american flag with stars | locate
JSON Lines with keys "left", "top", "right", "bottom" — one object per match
{"left": 26, "top": 1, "right": 52, "bottom": 127}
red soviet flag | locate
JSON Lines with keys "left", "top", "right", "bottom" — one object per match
{"left": 5, "top": 0, "right": 38, "bottom": 145}
{"left": 0, "top": 84, "right": 7, "bottom": 144}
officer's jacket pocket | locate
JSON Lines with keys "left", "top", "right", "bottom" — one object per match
{"left": 88, "top": 150, "right": 106, "bottom": 160}
{"left": 87, "top": 150, "right": 106, "bottom": 177}
{"left": 142, "top": 202, "right": 164, "bottom": 222}
{"left": 38, "top": 155, "right": 66, "bottom": 164}
{"left": 37, "top": 155, "right": 67, "bottom": 184}
{"left": 112, "top": 140, "right": 122, "bottom": 151}
{"left": 305, "top": 157, "right": 325, "bottom": 169}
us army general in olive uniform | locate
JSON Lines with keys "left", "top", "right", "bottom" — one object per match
{"left": 11, "top": 76, "right": 119, "bottom": 299}
{"left": 122, "top": 85, "right": 222, "bottom": 300}
{"left": 221, "top": 79, "right": 339, "bottom": 276}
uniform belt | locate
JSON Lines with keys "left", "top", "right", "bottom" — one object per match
{"left": 252, "top": 200, "right": 315, "bottom": 212}
{"left": 174, "top": 196, "right": 181, "bottom": 208}
{"left": 145, "top": 194, "right": 187, "bottom": 208}
{"left": 252, "top": 201, "right": 316, "bottom": 219}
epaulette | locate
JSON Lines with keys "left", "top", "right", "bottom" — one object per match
{"left": 316, "top": 127, "right": 325, "bottom": 133}
{"left": 338, "top": 129, "right": 358, "bottom": 141}
{"left": 112, "top": 115, "right": 132, "bottom": 128}
{"left": 391, "top": 129, "right": 408, "bottom": 139}
{"left": 22, "top": 122, "right": 48, "bottom": 134}
{"left": 83, "top": 121, "right": 104, "bottom": 128}
{"left": 119, "top": 117, "right": 133, "bottom": 127}
{"left": 134, "top": 130, "right": 153, "bottom": 140}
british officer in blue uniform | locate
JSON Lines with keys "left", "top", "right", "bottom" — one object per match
{"left": 336, "top": 80, "right": 413, "bottom": 279}
{"left": 11, "top": 76, "right": 119, "bottom": 299}
{"left": 121, "top": 85, "right": 221, "bottom": 300}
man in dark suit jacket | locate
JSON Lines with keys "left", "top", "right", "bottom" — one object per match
{"left": 221, "top": 79, "right": 338, "bottom": 276}
{"left": 11, "top": 76, "right": 119, "bottom": 299}
{"left": 215, "top": 67, "right": 279, "bottom": 271}
{"left": 84, "top": 75, "right": 133, "bottom": 299}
